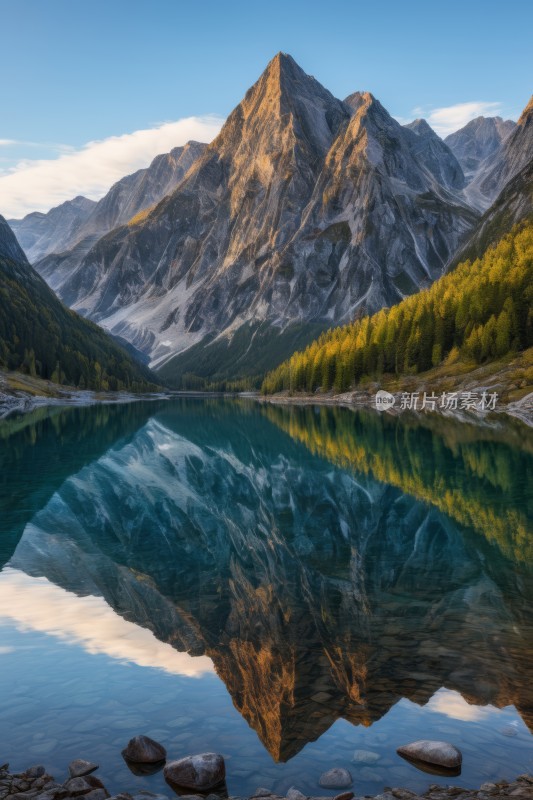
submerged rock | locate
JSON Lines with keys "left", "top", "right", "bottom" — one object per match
{"left": 352, "top": 750, "right": 380, "bottom": 764}
{"left": 396, "top": 740, "right": 462, "bottom": 769}
{"left": 121, "top": 736, "right": 166, "bottom": 765}
{"left": 318, "top": 768, "right": 353, "bottom": 789}
{"left": 163, "top": 754, "right": 225, "bottom": 792}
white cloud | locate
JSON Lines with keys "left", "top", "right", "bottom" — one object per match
{"left": 407, "top": 101, "right": 504, "bottom": 138}
{"left": 0, "top": 567, "right": 214, "bottom": 677}
{"left": 0, "top": 116, "right": 224, "bottom": 218}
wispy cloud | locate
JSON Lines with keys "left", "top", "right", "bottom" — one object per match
{"left": 401, "top": 101, "right": 504, "bottom": 138}
{"left": 0, "top": 116, "right": 224, "bottom": 218}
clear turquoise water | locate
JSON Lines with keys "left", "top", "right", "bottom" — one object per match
{"left": 0, "top": 399, "right": 531, "bottom": 798}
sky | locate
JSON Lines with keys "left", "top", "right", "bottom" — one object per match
{"left": 1, "top": 0, "right": 531, "bottom": 217}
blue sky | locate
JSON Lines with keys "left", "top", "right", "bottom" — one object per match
{"left": 1, "top": 0, "right": 531, "bottom": 216}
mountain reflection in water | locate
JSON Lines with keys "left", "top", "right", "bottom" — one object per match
{"left": 1, "top": 399, "right": 532, "bottom": 767}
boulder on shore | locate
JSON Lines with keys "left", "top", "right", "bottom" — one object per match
{"left": 163, "top": 754, "right": 225, "bottom": 791}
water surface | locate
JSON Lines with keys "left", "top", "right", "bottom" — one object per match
{"left": 0, "top": 399, "right": 531, "bottom": 797}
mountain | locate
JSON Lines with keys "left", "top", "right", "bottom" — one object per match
{"left": 445, "top": 116, "right": 516, "bottom": 181}
{"left": 35, "top": 53, "right": 477, "bottom": 387}
{"left": 467, "top": 96, "right": 533, "bottom": 209}
{"left": 9, "top": 141, "right": 206, "bottom": 266}
{"left": 0, "top": 216, "right": 156, "bottom": 390}
{"left": 8, "top": 196, "right": 96, "bottom": 263}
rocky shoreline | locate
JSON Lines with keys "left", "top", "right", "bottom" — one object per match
{"left": 0, "top": 369, "right": 171, "bottom": 420}
{"left": 1, "top": 762, "right": 531, "bottom": 800}
{"left": 256, "top": 388, "right": 533, "bottom": 427}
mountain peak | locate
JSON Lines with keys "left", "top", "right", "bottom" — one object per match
{"left": 250, "top": 51, "right": 336, "bottom": 108}
{"left": 216, "top": 52, "right": 348, "bottom": 159}
{"left": 344, "top": 91, "right": 376, "bottom": 114}
{"left": 518, "top": 95, "right": 533, "bottom": 125}
{"left": 404, "top": 118, "right": 436, "bottom": 137}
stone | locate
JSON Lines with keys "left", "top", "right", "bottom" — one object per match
{"left": 12, "top": 780, "right": 30, "bottom": 791}
{"left": 24, "top": 769, "right": 46, "bottom": 780}
{"left": 84, "top": 792, "right": 107, "bottom": 800}
{"left": 500, "top": 725, "right": 519, "bottom": 737}
{"left": 286, "top": 789, "right": 307, "bottom": 800}
{"left": 68, "top": 763, "right": 98, "bottom": 780}
{"left": 130, "top": 794, "right": 170, "bottom": 800}
{"left": 251, "top": 792, "right": 272, "bottom": 798}
{"left": 333, "top": 793, "right": 354, "bottom": 800}
{"left": 163, "top": 754, "right": 225, "bottom": 792}
{"left": 352, "top": 750, "right": 380, "bottom": 764}
{"left": 318, "top": 769, "right": 353, "bottom": 789}
{"left": 396, "top": 740, "right": 462, "bottom": 769}
{"left": 62, "top": 778, "right": 95, "bottom": 796}
{"left": 122, "top": 736, "right": 167, "bottom": 764}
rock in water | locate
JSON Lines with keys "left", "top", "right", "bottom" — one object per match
{"left": 69, "top": 760, "right": 99, "bottom": 778}
{"left": 163, "top": 754, "right": 225, "bottom": 791}
{"left": 396, "top": 740, "right": 462, "bottom": 768}
{"left": 122, "top": 736, "right": 167, "bottom": 764}
{"left": 352, "top": 750, "right": 380, "bottom": 764}
{"left": 318, "top": 768, "right": 353, "bottom": 789}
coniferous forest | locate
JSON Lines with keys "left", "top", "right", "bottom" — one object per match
{"left": 0, "top": 250, "right": 158, "bottom": 392}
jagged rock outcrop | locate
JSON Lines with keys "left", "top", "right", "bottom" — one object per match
{"left": 445, "top": 116, "right": 516, "bottom": 181}
{"left": 38, "top": 54, "right": 477, "bottom": 385}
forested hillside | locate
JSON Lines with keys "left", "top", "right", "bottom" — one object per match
{"left": 262, "top": 220, "right": 533, "bottom": 395}
{"left": 0, "top": 217, "right": 158, "bottom": 392}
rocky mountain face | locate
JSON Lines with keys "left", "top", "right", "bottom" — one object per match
{"left": 445, "top": 116, "right": 516, "bottom": 181}
{"left": 9, "top": 142, "right": 206, "bottom": 266}
{"left": 8, "top": 196, "right": 96, "bottom": 263}
{"left": 451, "top": 158, "right": 533, "bottom": 268}
{"left": 466, "top": 96, "right": 533, "bottom": 209}
{"left": 8, "top": 402, "right": 533, "bottom": 760}
{"left": 37, "top": 54, "right": 478, "bottom": 385}
{"left": 404, "top": 117, "right": 465, "bottom": 189}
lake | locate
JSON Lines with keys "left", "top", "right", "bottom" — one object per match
{"left": 0, "top": 398, "right": 531, "bottom": 798}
